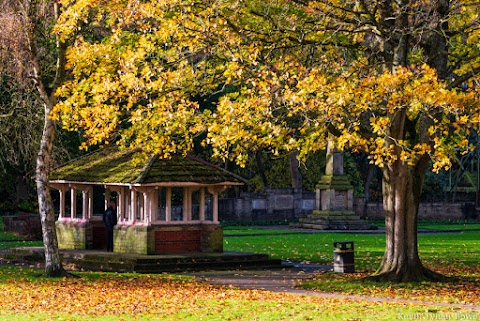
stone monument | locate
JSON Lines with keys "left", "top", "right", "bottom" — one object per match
{"left": 295, "top": 142, "right": 375, "bottom": 230}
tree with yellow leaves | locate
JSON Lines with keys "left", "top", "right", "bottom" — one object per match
{"left": 1, "top": 0, "right": 70, "bottom": 277}
{"left": 54, "top": 0, "right": 480, "bottom": 281}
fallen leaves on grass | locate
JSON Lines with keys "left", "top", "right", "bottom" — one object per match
{"left": 306, "top": 266, "right": 480, "bottom": 305}
{"left": 1, "top": 265, "right": 478, "bottom": 319}
{"left": 1, "top": 275, "right": 211, "bottom": 316}
{"left": 0, "top": 272, "right": 376, "bottom": 318}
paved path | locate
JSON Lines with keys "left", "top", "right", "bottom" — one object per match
{"left": 189, "top": 262, "right": 330, "bottom": 292}
{"left": 187, "top": 262, "right": 480, "bottom": 312}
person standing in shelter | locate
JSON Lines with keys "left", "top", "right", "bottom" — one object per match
{"left": 103, "top": 200, "right": 117, "bottom": 252}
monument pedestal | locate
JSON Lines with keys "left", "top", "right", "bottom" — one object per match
{"left": 293, "top": 142, "right": 375, "bottom": 230}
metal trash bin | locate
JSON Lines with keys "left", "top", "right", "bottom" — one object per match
{"left": 333, "top": 241, "right": 354, "bottom": 273}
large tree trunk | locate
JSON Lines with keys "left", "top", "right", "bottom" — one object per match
{"left": 370, "top": 0, "right": 449, "bottom": 283}
{"left": 374, "top": 162, "right": 422, "bottom": 281}
{"left": 372, "top": 154, "right": 442, "bottom": 282}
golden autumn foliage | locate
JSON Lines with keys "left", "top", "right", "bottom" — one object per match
{"left": 52, "top": 0, "right": 480, "bottom": 171}
{"left": 51, "top": 0, "right": 480, "bottom": 281}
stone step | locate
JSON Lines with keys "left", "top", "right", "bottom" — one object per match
{"left": 299, "top": 215, "right": 362, "bottom": 222}
{"left": 299, "top": 217, "right": 365, "bottom": 223}
{"left": 293, "top": 222, "right": 377, "bottom": 231}
{"left": 309, "top": 211, "right": 360, "bottom": 218}
{"left": 299, "top": 217, "right": 366, "bottom": 223}
{"left": 291, "top": 223, "right": 330, "bottom": 230}
{"left": 65, "top": 256, "right": 284, "bottom": 273}
{"left": 134, "top": 259, "right": 284, "bottom": 273}
{"left": 3, "top": 247, "right": 284, "bottom": 273}
{"left": 66, "top": 259, "right": 284, "bottom": 273}
{"left": 298, "top": 218, "right": 329, "bottom": 224}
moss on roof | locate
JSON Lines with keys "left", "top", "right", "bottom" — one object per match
{"left": 50, "top": 148, "right": 245, "bottom": 185}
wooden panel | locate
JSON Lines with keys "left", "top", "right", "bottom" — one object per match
{"left": 156, "top": 230, "right": 200, "bottom": 241}
{"left": 155, "top": 230, "right": 201, "bottom": 253}
{"left": 92, "top": 226, "right": 106, "bottom": 250}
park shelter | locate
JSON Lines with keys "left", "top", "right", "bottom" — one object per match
{"left": 49, "top": 148, "right": 245, "bottom": 254}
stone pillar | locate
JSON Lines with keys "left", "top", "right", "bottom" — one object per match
{"left": 166, "top": 187, "right": 172, "bottom": 223}
{"left": 130, "top": 188, "right": 136, "bottom": 223}
{"left": 183, "top": 187, "right": 190, "bottom": 222}
{"left": 294, "top": 141, "right": 375, "bottom": 230}
{"left": 59, "top": 188, "right": 66, "bottom": 218}
{"left": 200, "top": 188, "right": 206, "bottom": 222}
{"left": 143, "top": 191, "right": 149, "bottom": 224}
{"left": 208, "top": 186, "right": 221, "bottom": 224}
{"left": 213, "top": 191, "right": 219, "bottom": 224}
{"left": 325, "top": 140, "right": 344, "bottom": 176}
{"left": 82, "top": 190, "right": 88, "bottom": 220}
{"left": 317, "top": 142, "right": 354, "bottom": 213}
{"left": 70, "top": 187, "right": 76, "bottom": 219}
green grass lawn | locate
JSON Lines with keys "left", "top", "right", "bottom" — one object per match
{"left": 224, "top": 224, "right": 480, "bottom": 307}
{"left": 225, "top": 230, "right": 385, "bottom": 270}
{"left": 0, "top": 219, "right": 479, "bottom": 320}
{"left": 0, "top": 240, "right": 43, "bottom": 249}
{"left": 224, "top": 226, "right": 480, "bottom": 271}
{"left": 370, "top": 219, "right": 480, "bottom": 231}
{"left": 418, "top": 222, "right": 480, "bottom": 231}
{"left": 1, "top": 301, "right": 471, "bottom": 321}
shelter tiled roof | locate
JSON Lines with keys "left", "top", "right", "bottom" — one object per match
{"left": 50, "top": 148, "right": 246, "bottom": 185}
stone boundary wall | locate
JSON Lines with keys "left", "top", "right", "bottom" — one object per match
{"left": 353, "top": 198, "right": 477, "bottom": 220}
{"left": 2, "top": 192, "right": 478, "bottom": 238}
{"left": 1, "top": 213, "right": 42, "bottom": 239}
{"left": 219, "top": 190, "right": 479, "bottom": 222}
{"left": 219, "top": 189, "right": 315, "bottom": 222}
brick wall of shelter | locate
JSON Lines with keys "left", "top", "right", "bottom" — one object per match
{"left": 56, "top": 220, "right": 91, "bottom": 250}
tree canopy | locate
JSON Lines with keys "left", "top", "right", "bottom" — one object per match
{"left": 53, "top": 0, "right": 480, "bottom": 281}
{"left": 54, "top": 0, "right": 479, "bottom": 168}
